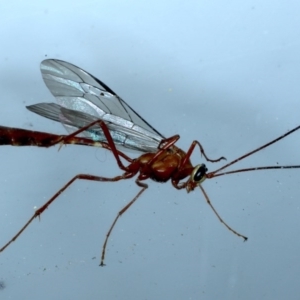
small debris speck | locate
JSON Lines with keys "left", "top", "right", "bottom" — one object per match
{"left": 0, "top": 281, "right": 6, "bottom": 290}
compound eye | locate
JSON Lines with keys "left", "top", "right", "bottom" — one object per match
{"left": 192, "top": 164, "right": 208, "bottom": 183}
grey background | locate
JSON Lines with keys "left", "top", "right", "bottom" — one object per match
{"left": 0, "top": 1, "right": 300, "bottom": 299}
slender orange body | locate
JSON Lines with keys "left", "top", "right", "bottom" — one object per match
{"left": 1, "top": 58, "right": 300, "bottom": 267}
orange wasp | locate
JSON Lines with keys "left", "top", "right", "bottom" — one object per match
{"left": 1, "top": 59, "right": 299, "bottom": 265}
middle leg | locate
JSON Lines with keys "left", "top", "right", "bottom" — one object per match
{"left": 100, "top": 180, "right": 148, "bottom": 266}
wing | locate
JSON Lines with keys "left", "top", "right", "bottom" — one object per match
{"left": 27, "top": 59, "right": 165, "bottom": 153}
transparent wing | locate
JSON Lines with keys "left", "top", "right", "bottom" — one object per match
{"left": 27, "top": 59, "right": 165, "bottom": 153}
